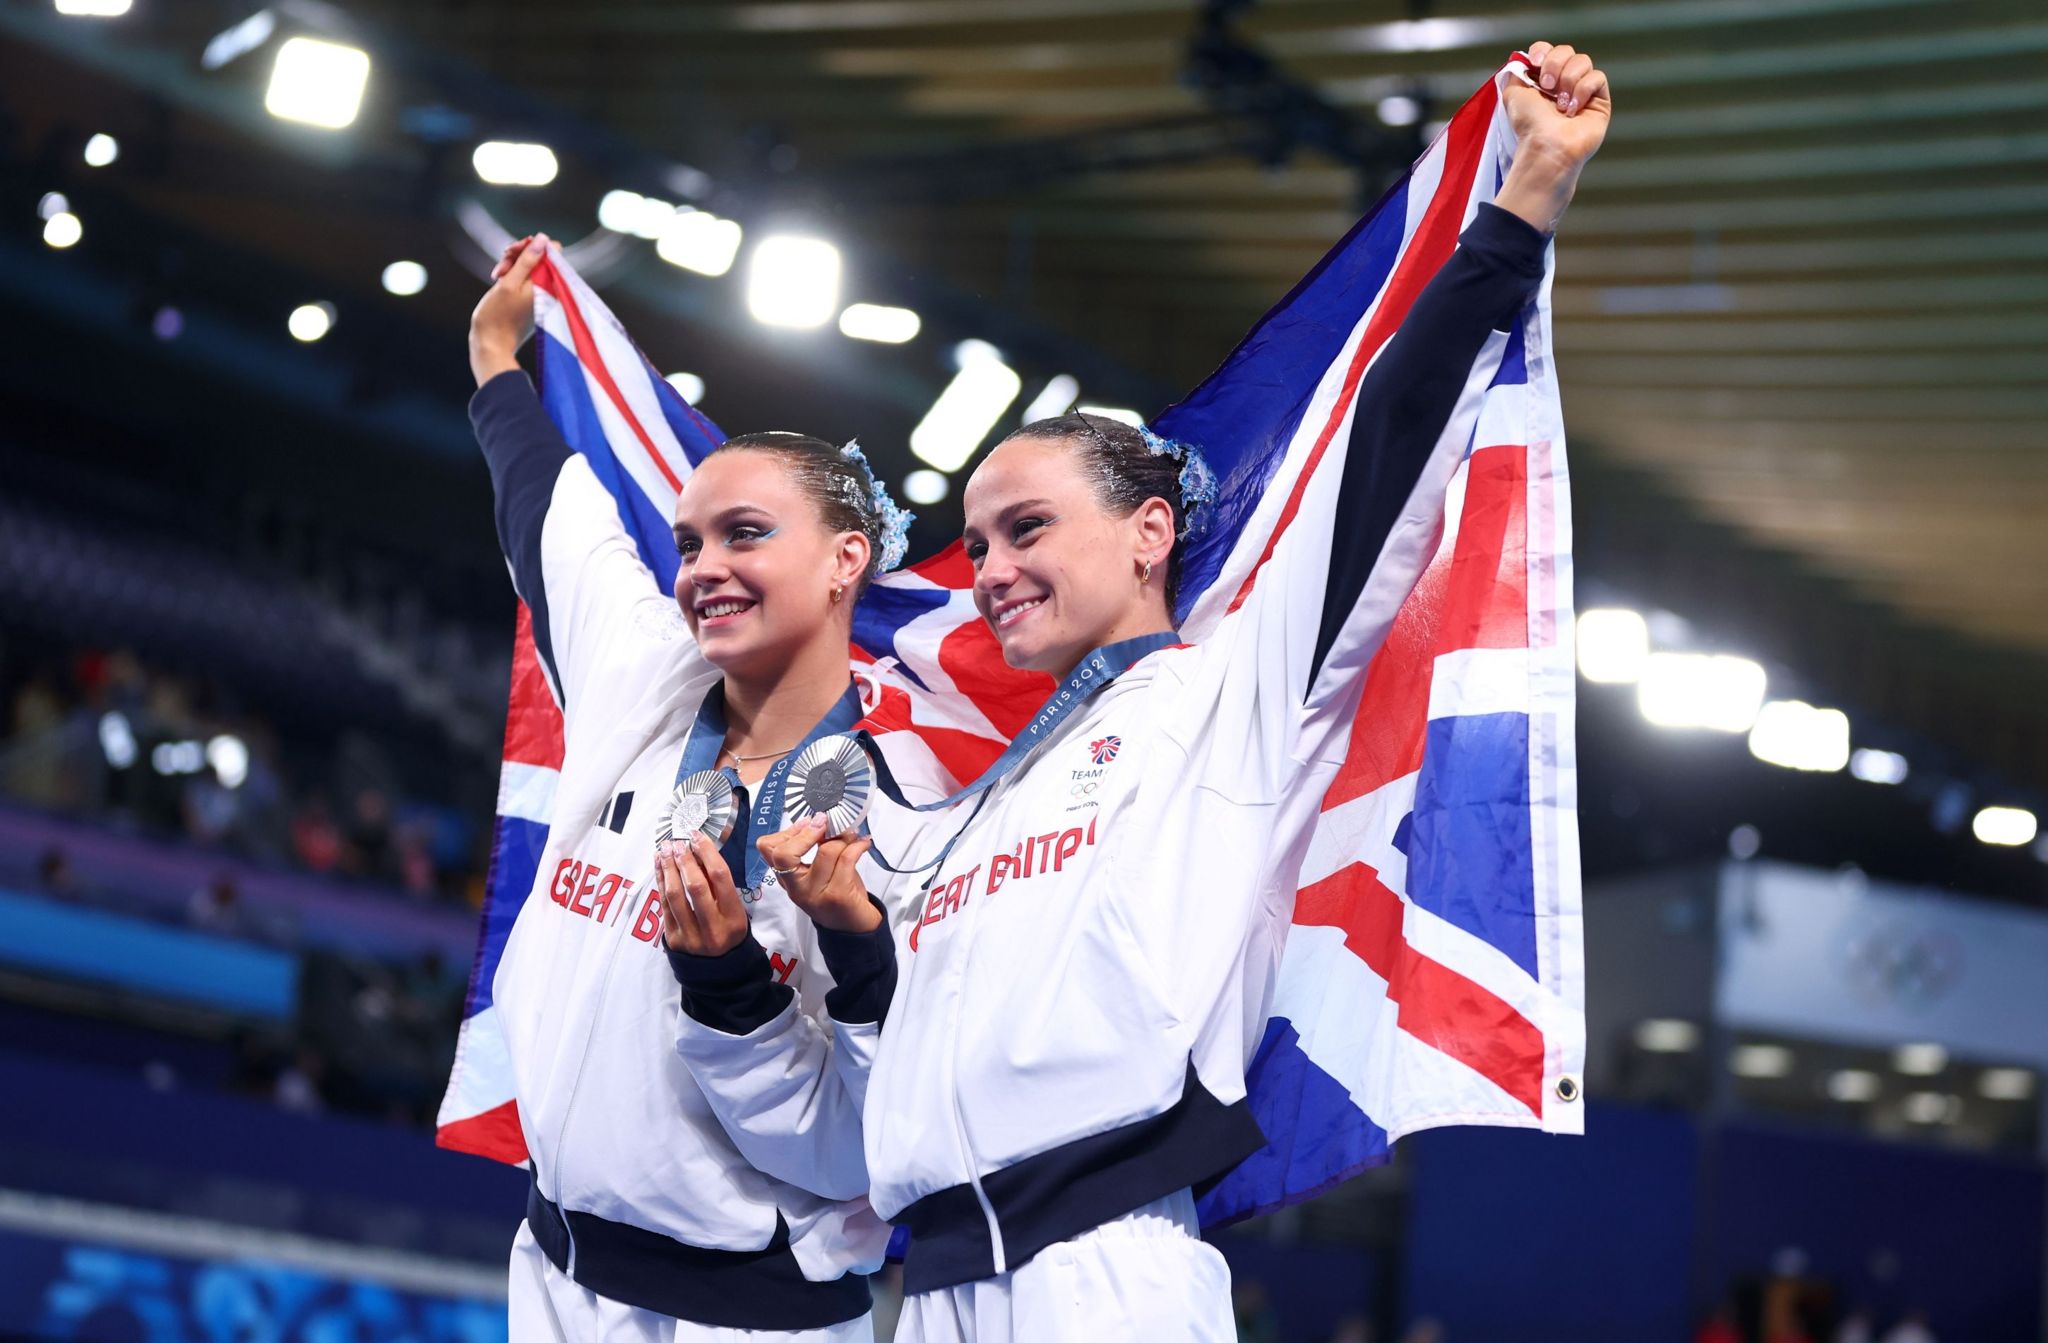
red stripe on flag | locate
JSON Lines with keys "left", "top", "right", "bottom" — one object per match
{"left": 1322, "top": 443, "right": 1529, "bottom": 807}
{"left": 1225, "top": 79, "right": 1500, "bottom": 617}
{"left": 1436, "top": 445, "right": 1528, "bottom": 651}
{"left": 436, "top": 1099, "right": 529, "bottom": 1165}
{"left": 504, "top": 602, "right": 565, "bottom": 770}
{"left": 1295, "top": 862, "right": 1545, "bottom": 1116}
{"left": 533, "top": 263, "right": 684, "bottom": 494}
{"left": 860, "top": 684, "right": 1009, "bottom": 788}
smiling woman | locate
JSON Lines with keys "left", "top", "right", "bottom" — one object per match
{"left": 460, "top": 234, "right": 943, "bottom": 1342}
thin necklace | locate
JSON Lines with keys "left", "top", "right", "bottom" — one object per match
{"left": 721, "top": 743, "right": 798, "bottom": 765}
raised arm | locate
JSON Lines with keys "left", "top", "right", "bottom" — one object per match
{"left": 1305, "top": 43, "right": 1609, "bottom": 698}
{"left": 468, "top": 235, "right": 686, "bottom": 713}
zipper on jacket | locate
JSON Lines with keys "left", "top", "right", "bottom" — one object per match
{"left": 942, "top": 798, "right": 1007, "bottom": 1274}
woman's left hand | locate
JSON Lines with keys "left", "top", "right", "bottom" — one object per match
{"left": 757, "top": 815, "right": 882, "bottom": 934}
{"left": 1505, "top": 41, "right": 1611, "bottom": 168}
{"left": 658, "top": 833, "right": 750, "bottom": 956}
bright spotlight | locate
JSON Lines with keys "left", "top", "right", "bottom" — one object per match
{"left": 839, "top": 303, "right": 921, "bottom": 344}
{"left": 1637, "top": 653, "right": 1766, "bottom": 733}
{"left": 97, "top": 712, "right": 137, "bottom": 769}
{"left": 43, "top": 212, "right": 82, "bottom": 249}
{"left": 599, "top": 189, "right": 678, "bottom": 239}
{"left": 1576, "top": 608, "right": 1649, "bottom": 684}
{"left": 1972, "top": 805, "right": 2038, "bottom": 847}
{"left": 288, "top": 301, "right": 335, "bottom": 342}
{"left": 1376, "top": 95, "right": 1423, "bottom": 127}
{"left": 381, "top": 260, "right": 427, "bottom": 296}
{"left": 1892, "top": 1043, "right": 1947, "bottom": 1077}
{"left": 746, "top": 235, "right": 842, "bottom": 329}
{"left": 655, "top": 210, "right": 743, "bottom": 276}
{"left": 473, "top": 141, "right": 559, "bottom": 187}
{"left": 664, "top": 372, "right": 705, "bottom": 405}
{"left": 1849, "top": 748, "right": 1909, "bottom": 785}
{"left": 1730, "top": 1043, "right": 1794, "bottom": 1079}
{"left": 1022, "top": 374, "right": 1080, "bottom": 423}
{"left": 903, "top": 469, "right": 949, "bottom": 506}
{"left": 1632, "top": 1019, "right": 1699, "bottom": 1054}
{"left": 911, "top": 342, "right": 1022, "bottom": 472}
{"left": 206, "top": 734, "right": 250, "bottom": 789}
{"left": 83, "top": 133, "right": 119, "bottom": 167}
{"left": 37, "top": 192, "right": 70, "bottom": 221}
{"left": 55, "top": 0, "right": 131, "bottom": 14}
{"left": 1076, "top": 404, "right": 1144, "bottom": 427}
{"left": 265, "top": 37, "right": 371, "bottom": 131}
{"left": 1747, "top": 700, "right": 1849, "bottom": 772}
{"left": 1825, "top": 1069, "right": 1880, "bottom": 1103}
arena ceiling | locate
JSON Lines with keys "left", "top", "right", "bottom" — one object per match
{"left": 2, "top": 0, "right": 2044, "bottom": 794}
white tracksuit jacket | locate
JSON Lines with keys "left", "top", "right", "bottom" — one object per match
{"left": 669, "top": 204, "right": 1551, "bottom": 1297}
{"left": 472, "top": 372, "right": 940, "bottom": 1329}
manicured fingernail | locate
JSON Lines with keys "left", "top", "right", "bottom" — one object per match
{"left": 1562, "top": 96, "right": 1577, "bottom": 114}
{"left": 1541, "top": 72, "right": 1555, "bottom": 88}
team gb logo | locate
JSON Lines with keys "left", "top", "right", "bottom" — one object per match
{"left": 1089, "top": 736, "right": 1122, "bottom": 765}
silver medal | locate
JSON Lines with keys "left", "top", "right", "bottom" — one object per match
{"left": 782, "top": 734, "right": 876, "bottom": 835}
{"left": 656, "top": 769, "right": 736, "bottom": 853}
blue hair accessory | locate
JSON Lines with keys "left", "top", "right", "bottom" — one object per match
{"left": 839, "top": 439, "right": 914, "bottom": 574}
{"left": 1138, "top": 424, "right": 1218, "bottom": 540}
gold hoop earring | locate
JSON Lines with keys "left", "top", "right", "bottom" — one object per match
{"left": 1141, "top": 559, "right": 1154, "bottom": 584}
{"left": 831, "top": 584, "right": 845, "bottom": 604}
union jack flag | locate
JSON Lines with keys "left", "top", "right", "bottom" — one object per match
{"left": 438, "top": 57, "right": 1583, "bottom": 1224}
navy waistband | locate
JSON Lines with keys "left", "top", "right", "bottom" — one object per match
{"left": 895, "top": 1062, "right": 1266, "bottom": 1295}
{"left": 525, "top": 1176, "right": 871, "bottom": 1328}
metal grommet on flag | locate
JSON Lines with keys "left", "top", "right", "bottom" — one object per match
{"left": 1554, "top": 1075, "right": 1581, "bottom": 1103}
{"left": 657, "top": 769, "right": 736, "bottom": 853}
{"left": 783, "top": 734, "right": 875, "bottom": 835}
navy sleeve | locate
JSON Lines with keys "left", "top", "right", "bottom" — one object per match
{"left": 667, "top": 935, "right": 797, "bottom": 1036}
{"left": 1311, "top": 203, "right": 1549, "bottom": 686}
{"left": 470, "top": 369, "right": 571, "bottom": 697}
{"left": 815, "top": 898, "right": 898, "bottom": 1027}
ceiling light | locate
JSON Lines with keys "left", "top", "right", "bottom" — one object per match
{"left": 473, "top": 141, "right": 559, "bottom": 187}
{"left": 264, "top": 37, "right": 370, "bottom": 130}
{"left": 911, "top": 342, "right": 1022, "bottom": 472}
{"left": 1972, "top": 806, "right": 2038, "bottom": 847}
{"left": 839, "top": 303, "right": 921, "bottom": 344}
{"left": 664, "top": 372, "right": 705, "bottom": 405}
{"left": 1747, "top": 700, "right": 1850, "bottom": 773}
{"left": 37, "top": 192, "right": 70, "bottom": 220}
{"left": 206, "top": 735, "right": 250, "bottom": 789}
{"left": 1979, "top": 1068, "right": 2034, "bottom": 1101}
{"left": 1632, "top": 1019, "right": 1699, "bottom": 1054}
{"left": 82, "top": 133, "right": 119, "bottom": 167}
{"left": 381, "top": 260, "right": 427, "bottom": 296}
{"left": 202, "top": 9, "right": 277, "bottom": 70}
{"left": 903, "top": 469, "right": 949, "bottom": 506}
{"left": 746, "top": 235, "right": 842, "bottom": 329}
{"left": 1849, "top": 748, "right": 1909, "bottom": 785}
{"left": 1900, "top": 1091, "right": 1960, "bottom": 1125}
{"left": 1637, "top": 653, "right": 1766, "bottom": 732}
{"left": 1892, "top": 1043, "right": 1947, "bottom": 1077}
{"left": 1376, "top": 95, "right": 1423, "bottom": 127}
{"left": 600, "top": 189, "right": 678, "bottom": 240}
{"left": 1731, "top": 1043, "right": 1793, "bottom": 1079}
{"left": 655, "top": 211, "right": 743, "bottom": 276}
{"left": 1022, "top": 374, "right": 1080, "bottom": 423}
{"left": 55, "top": 0, "right": 131, "bottom": 14}
{"left": 42, "top": 212, "right": 82, "bottom": 249}
{"left": 288, "top": 301, "right": 335, "bottom": 342}
{"left": 1576, "top": 608, "right": 1649, "bottom": 684}
{"left": 1825, "top": 1069, "right": 1881, "bottom": 1103}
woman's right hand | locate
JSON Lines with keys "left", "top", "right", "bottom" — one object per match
{"left": 468, "top": 233, "right": 551, "bottom": 388}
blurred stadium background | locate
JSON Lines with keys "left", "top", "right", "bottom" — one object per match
{"left": 0, "top": 1, "right": 2043, "bottom": 1339}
